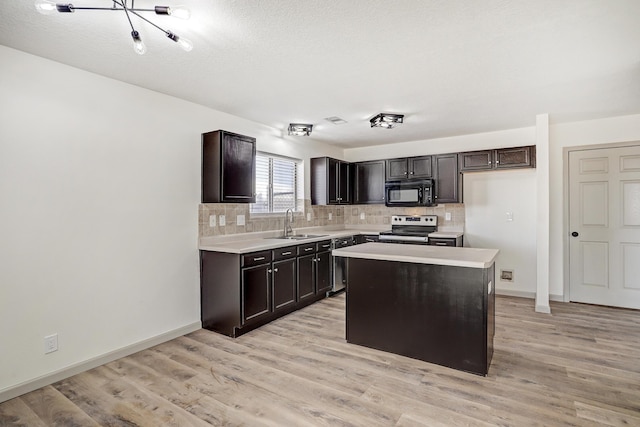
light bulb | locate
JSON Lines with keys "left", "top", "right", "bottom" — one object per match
{"left": 176, "top": 36, "right": 193, "bottom": 52}
{"left": 35, "top": 0, "right": 57, "bottom": 14}
{"left": 168, "top": 5, "right": 190, "bottom": 20}
{"left": 131, "top": 31, "right": 147, "bottom": 55}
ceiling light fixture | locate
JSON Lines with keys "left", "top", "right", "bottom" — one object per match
{"left": 370, "top": 113, "right": 404, "bottom": 129}
{"left": 288, "top": 123, "right": 313, "bottom": 136}
{"left": 34, "top": 0, "right": 193, "bottom": 55}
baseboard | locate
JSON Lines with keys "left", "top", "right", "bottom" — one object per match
{"left": 495, "top": 289, "right": 536, "bottom": 299}
{"left": 496, "top": 290, "right": 563, "bottom": 313}
{"left": 0, "top": 321, "right": 201, "bottom": 404}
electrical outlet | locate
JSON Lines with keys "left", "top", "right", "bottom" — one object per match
{"left": 506, "top": 211, "right": 513, "bottom": 222}
{"left": 44, "top": 334, "right": 58, "bottom": 354}
{"left": 209, "top": 215, "right": 216, "bottom": 227}
{"left": 360, "top": 213, "right": 365, "bottom": 220}
{"left": 306, "top": 213, "right": 311, "bottom": 221}
{"left": 445, "top": 212, "right": 452, "bottom": 221}
{"left": 219, "top": 215, "right": 226, "bottom": 226}
{"left": 329, "top": 213, "right": 333, "bottom": 220}
{"left": 237, "top": 214, "right": 245, "bottom": 226}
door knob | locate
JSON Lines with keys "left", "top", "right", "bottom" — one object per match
{"left": 571, "top": 231, "right": 579, "bottom": 237}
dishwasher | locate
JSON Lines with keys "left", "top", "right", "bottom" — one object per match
{"left": 330, "top": 236, "right": 355, "bottom": 294}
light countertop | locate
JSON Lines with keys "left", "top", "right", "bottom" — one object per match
{"left": 428, "top": 231, "right": 463, "bottom": 238}
{"left": 199, "top": 228, "right": 382, "bottom": 254}
{"left": 332, "top": 242, "right": 498, "bottom": 269}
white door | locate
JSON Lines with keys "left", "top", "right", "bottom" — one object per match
{"left": 569, "top": 145, "right": 640, "bottom": 309}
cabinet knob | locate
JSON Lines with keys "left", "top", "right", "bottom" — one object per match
{"left": 571, "top": 231, "right": 579, "bottom": 237}
{"left": 410, "top": 171, "right": 414, "bottom": 175}
{"left": 496, "top": 160, "right": 499, "bottom": 164}
{"left": 267, "top": 269, "right": 272, "bottom": 273}
{"left": 274, "top": 267, "right": 278, "bottom": 272}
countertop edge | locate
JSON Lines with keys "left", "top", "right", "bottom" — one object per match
{"left": 332, "top": 244, "right": 498, "bottom": 269}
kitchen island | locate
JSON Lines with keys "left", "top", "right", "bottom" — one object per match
{"left": 332, "top": 243, "right": 499, "bottom": 376}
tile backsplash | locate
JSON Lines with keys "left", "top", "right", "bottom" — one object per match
{"left": 199, "top": 200, "right": 464, "bottom": 237}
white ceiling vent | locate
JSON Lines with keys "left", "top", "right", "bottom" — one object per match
{"left": 324, "top": 116, "right": 348, "bottom": 125}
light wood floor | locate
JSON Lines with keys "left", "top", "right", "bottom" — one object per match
{"left": 2, "top": 294, "right": 640, "bottom": 426}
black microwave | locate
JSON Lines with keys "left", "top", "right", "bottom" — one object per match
{"left": 384, "top": 179, "right": 434, "bottom": 207}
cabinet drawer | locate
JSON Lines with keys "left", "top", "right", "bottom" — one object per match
{"left": 242, "top": 250, "right": 272, "bottom": 267}
{"left": 428, "top": 238, "right": 456, "bottom": 247}
{"left": 316, "top": 240, "right": 332, "bottom": 252}
{"left": 297, "top": 243, "right": 316, "bottom": 255}
{"left": 273, "top": 246, "right": 297, "bottom": 261}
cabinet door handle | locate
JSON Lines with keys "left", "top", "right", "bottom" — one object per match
{"left": 281, "top": 251, "right": 292, "bottom": 256}
{"left": 253, "top": 256, "right": 265, "bottom": 261}
{"left": 304, "top": 247, "right": 313, "bottom": 252}
{"left": 434, "top": 242, "right": 447, "bottom": 246}
{"left": 488, "top": 161, "right": 491, "bottom": 165}
{"left": 496, "top": 160, "right": 499, "bottom": 164}
{"left": 321, "top": 244, "right": 330, "bottom": 248}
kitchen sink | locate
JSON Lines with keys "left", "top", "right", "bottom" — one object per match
{"left": 268, "top": 234, "right": 328, "bottom": 240}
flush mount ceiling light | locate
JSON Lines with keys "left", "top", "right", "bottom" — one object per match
{"left": 370, "top": 113, "right": 404, "bottom": 129}
{"left": 35, "top": 0, "right": 192, "bottom": 55}
{"left": 288, "top": 123, "right": 313, "bottom": 136}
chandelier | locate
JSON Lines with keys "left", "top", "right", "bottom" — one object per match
{"left": 35, "top": 0, "right": 192, "bottom": 55}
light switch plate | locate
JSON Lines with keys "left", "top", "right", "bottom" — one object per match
{"left": 306, "top": 213, "right": 311, "bottom": 221}
{"left": 219, "top": 215, "right": 226, "bottom": 226}
{"left": 329, "top": 213, "right": 333, "bottom": 220}
{"left": 445, "top": 212, "right": 452, "bottom": 221}
{"left": 237, "top": 214, "right": 245, "bottom": 226}
{"left": 209, "top": 215, "right": 216, "bottom": 227}
{"left": 506, "top": 211, "right": 514, "bottom": 222}
{"left": 360, "top": 212, "right": 365, "bottom": 220}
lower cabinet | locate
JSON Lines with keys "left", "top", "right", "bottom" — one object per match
{"left": 241, "top": 263, "right": 271, "bottom": 324}
{"left": 201, "top": 239, "right": 332, "bottom": 337}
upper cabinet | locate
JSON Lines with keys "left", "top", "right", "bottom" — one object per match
{"left": 385, "top": 155, "right": 432, "bottom": 180}
{"left": 459, "top": 146, "right": 536, "bottom": 172}
{"left": 311, "top": 157, "right": 351, "bottom": 205}
{"left": 353, "top": 160, "right": 386, "bottom": 204}
{"left": 433, "top": 153, "right": 461, "bottom": 204}
{"left": 202, "top": 130, "right": 256, "bottom": 203}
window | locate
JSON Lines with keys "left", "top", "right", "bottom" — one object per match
{"left": 251, "top": 153, "right": 300, "bottom": 214}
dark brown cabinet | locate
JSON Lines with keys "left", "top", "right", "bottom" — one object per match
{"left": 241, "top": 263, "right": 271, "bottom": 324}
{"left": 459, "top": 146, "right": 536, "bottom": 172}
{"left": 429, "top": 236, "right": 463, "bottom": 247}
{"left": 433, "top": 153, "right": 461, "bottom": 203}
{"left": 385, "top": 155, "right": 432, "bottom": 180}
{"left": 353, "top": 160, "right": 385, "bottom": 204}
{"left": 297, "top": 240, "right": 331, "bottom": 300}
{"left": 201, "top": 240, "right": 331, "bottom": 338}
{"left": 311, "top": 157, "right": 351, "bottom": 205}
{"left": 315, "top": 249, "right": 332, "bottom": 294}
{"left": 202, "top": 130, "right": 256, "bottom": 203}
{"left": 297, "top": 254, "right": 316, "bottom": 301}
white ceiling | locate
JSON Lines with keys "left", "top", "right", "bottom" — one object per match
{"left": 1, "top": 0, "right": 639, "bottom": 148}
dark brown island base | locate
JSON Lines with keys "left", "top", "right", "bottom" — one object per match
{"left": 332, "top": 243, "right": 499, "bottom": 376}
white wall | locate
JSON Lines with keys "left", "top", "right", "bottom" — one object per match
{"left": 464, "top": 170, "right": 538, "bottom": 295}
{"left": 549, "top": 114, "right": 640, "bottom": 297}
{"left": 0, "top": 45, "right": 340, "bottom": 400}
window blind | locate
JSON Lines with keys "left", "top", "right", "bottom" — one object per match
{"left": 251, "top": 153, "right": 298, "bottom": 213}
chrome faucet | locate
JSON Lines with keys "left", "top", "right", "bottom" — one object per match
{"left": 284, "top": 208, "right": 294, "bottom": 237}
